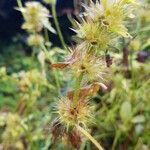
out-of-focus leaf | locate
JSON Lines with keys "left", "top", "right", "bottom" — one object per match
{"left": 120, "top": 101, "right": 132, "bottom": 122}
{"left": 67, "top": 82, "right": 107, "bottom": 100}
{"left": 0, "top": 78, "right": 17, "bottom": 93}
{"left": 135, "top": 124, "right": 144, "bottom": 135}
{"left": 43, "top": 21, "right": 56, "bottom": 34}
{"left": 132, "top": 115, "right": 145, "bottom": 123}
{"left": 51, "top": 62, "right": 69, "bottom": 68}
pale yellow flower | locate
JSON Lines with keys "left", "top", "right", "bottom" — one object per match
{"left": 20, "top": 2, "right": 55, "bottom": 33}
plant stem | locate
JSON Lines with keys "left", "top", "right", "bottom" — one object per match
{"left": 17, "top": 0, "right": 23, "bottom": 8}
{"left": 112, "top": 130, "right": 121, "bottom": 150}
{"left": 76, "top": 125, "right": 104, "bottom": 150}
{"left": 40, "top": 44, "right": 61, "bottom": 95}
{"left": 51, "top": 4, "right": 67, "bottom": 51}
{"left": 129, "top": 49, "right": 133, "bottom": 78}
{"left": 73, "top": 74, "right": 83, "bottom": 106}
{"left": 44, "top": 28, "right": 50, "bottom": 46}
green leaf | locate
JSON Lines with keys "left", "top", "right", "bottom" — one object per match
{"left": 0, "top": 78, "right": 17, "bottom": 93}
{"left": 120, "top": 101, "right": 132, "bottom": 122}
{"left": 132, "top": 115, "right": 145, "bottom": 123}
{"left": 43, "top": 21, "right": 56, "bottom": 34}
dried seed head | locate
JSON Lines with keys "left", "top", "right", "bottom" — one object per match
{"left": 71, "top": 52, "right": 109, "bottom": 82}
{"left": 51, "top": 47, "right": 109, "bottom": 83}
{"left": 55, "top": 97, "right": 94, "bottom": 129}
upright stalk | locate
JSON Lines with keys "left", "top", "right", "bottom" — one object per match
{"left": 112, "top": 130, "right": 121, "bottom": 150}
{"left": 76, "top": 125, "right": 104, "bottom": 150}
{"left": 17, "top": 0, "right": 23, "bottom": 8}
{"left": 51, "top": 3, "right": 67, "bottom": 51}
{"left": 73, "top": 74, "right": 83, "bottom": 106}
{"left": 40, "top": 44, "right": 61, "bottom": 95}
{"left": 44, "top": 28, "right": 50, "bottom": 47}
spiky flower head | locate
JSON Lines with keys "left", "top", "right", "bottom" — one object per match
{"left": 20, "top": 2, "right": 55, "bottom": 33}
{"left": 85, "top": 0, "right": 134, "bottom": 37}
{"left": 51, "top": 46, "right": 109, "bottom": 82}
{"left": 71, "top": 50, "right": 108, "bottom": 82}
{"left": 76, "top": 0, "right": 135, "bottom": 48}
{"left": 55, "top": 97, "right": 94, "bottom": 129}
{"left": 75, "top": 20, "right": 115, "bottom": 50}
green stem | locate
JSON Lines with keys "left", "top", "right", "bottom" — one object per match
{"left": 17, "top": 0, "right": 23, "bottom": 8}
{"left": 44, "top": 28, "right": 50, "bottom": 47}
{"left": 40, "top": 44, "right": 61, "bottom": 95}
{"left": 76, "top": 125, "right": 104, "bottom": 150}
{"left": 73, "top": 74, "right": 83, "bottom": 106}
{"left": 51, "top": 4, "right": 67, "bottom": 51}
{"left": 129, "top": 49, "right": 133, "bottom": 78}
{"left": 112, "top": 130, "right": 121, "bottom": 150}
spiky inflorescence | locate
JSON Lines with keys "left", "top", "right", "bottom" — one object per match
{"left": 55, "top": 97, "right": 94, "bottom": 129}
{"left": 71, "top": 51, "right": 108, "bottom": 82}
{"left": 85, "top": 0, "right": 130, "bottom": 35}
{"left": 19, "top": 2, "right": 54, "bottom": 33}
{"left": 75, "top": 0, "right": 135, "bottom": 51}
{"left": 75, "top": 21, "right": 115, "bottom": 51}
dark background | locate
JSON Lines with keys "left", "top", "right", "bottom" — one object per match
{"left": 0, "top": 0, "right": 75, "bottom": 46}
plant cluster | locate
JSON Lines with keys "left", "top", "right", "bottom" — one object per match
{"left": 48, "top": 0, "right": 140, "bottom": 149}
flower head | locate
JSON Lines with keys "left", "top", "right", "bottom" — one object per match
{"left": 20, "top": 2, "right": 55, "bottom": 33}
{"left": 74, "top": 20, "right": 115, "bottom": 50}
{"left": 71, "top": 51, "right": 108, "bottom": 82}
{"left": 51, "top": 46, "right": 109, "bottom": 83}
{"left": 55, "top": 97, "right": 94, "bottom": 129}
{"left": 76, "top": 0, "right": 134, "bottom": 44}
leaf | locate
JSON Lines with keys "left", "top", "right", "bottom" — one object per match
{"left": 51, "top": 49, "right": 81, "bottom": 69}
{"left": 67, "top": 82, "right": 107, "bottom": 100}
{"left": 135, "top": 124, "right": 144, "bottom": 135}
{"left": 43, "top": 20, "right": 56, "bottom": 34}
{"left": 120, "top": 101, "right": 132, "bottom": 122}
{"left": 0, "top": 78, "right": 17, "bottom": 93}
{"left": 51, "top": 62, "right": 69, "bottom": 68}
{"left": 132, "top": 115, "right": 145, "bottom": 124}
